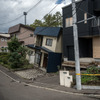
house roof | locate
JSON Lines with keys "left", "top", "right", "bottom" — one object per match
{"left": 0, "top": 33, "right": 10, "bottom": 38}
{"left": 26, "top": 44, "right": 40, "bottom": 50}
{"left": 8, "top": 23, "right": 35, "bottom": 34}
{"left": 27, "top": 44, "right": 53, "bottom": 53}
{"left": 41, "top": 46, "right": 53, "bottom": 52}
{"left": 34, "top": 27, "right": 61, "bottom": 37}
{"left": 8, "top": 24, "right": 20, "bottom": 34}
{"left": 0, "top": 32, "right": 5, "bottom": 34}
{"left": 0, "top": 32, "right": 8, "bottom": 34}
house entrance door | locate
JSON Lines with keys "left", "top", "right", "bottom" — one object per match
{"left": 43, "top": 53, "right": 48, "bottom": 68}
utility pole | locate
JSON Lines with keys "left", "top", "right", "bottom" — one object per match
{"left": 23, "top": 12, "right": 27, "bottom": 25}
{"left": 72, "top": 0, "right": 81, "bottom": 90}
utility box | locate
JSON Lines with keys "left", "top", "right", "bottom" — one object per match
{"left": 64, "top": 75, "right": 73, "bottom": 87}
{"left": 59, "top": 71, "right": 69, "bottom": 86}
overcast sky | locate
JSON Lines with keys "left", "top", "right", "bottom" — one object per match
{"left": 0, "top": 0, "right": 72, "bottom": 33}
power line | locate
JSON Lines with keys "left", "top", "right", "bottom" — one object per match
{"left": 14, "top": 0, "right": 86, "bottom": 41}
{"left": 9, "top": 1, "right": 84, "bottom": 41}
{"left": 41, "top": 4, "right": 59, "bottom": 21}
{"left": 0, "top": 15, "right": 23, "bottom": 25}
{"left": 18, "top": 4, "right": 60, "bottom": 40}
{"left": 62, "top": 0, "right": 83, "bottom": 17}
{"left": 77, "top": 2, "right": 100, "bottom": 35}
{"left": 19, "top": 5, "right": 60, "bottom": 40}
{"left": 19, "top": 20, "right": 57, "bottom": 40}
{"left": 27, "top": 0, "right": 42, "bottom": 13}
{"left": 72, "top": 0, "right": 84, "bottom": 16}
{"left": 0, "top": 0, "right": 42, "bottom": 26}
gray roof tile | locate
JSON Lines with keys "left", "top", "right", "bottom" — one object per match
{"left": 34, "top": 27, "right": 61, "bottom": 37}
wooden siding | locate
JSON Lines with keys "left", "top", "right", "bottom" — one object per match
{"left": 93, "top": 37, "right": 100, "bottom": 58}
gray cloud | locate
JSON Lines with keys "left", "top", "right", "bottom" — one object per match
{"left": 0, "top": 0, "right": 71, "bottom": 33}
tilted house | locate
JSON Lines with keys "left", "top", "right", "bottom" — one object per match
{"left": 27, "top": 27, "right": 62, "bottom": 73}
{"left": 63, "top": 0, "right": 100, "bottom": 62}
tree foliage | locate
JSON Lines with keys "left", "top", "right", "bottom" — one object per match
{"left": 30, "top": 19, "right": 43, "bottom": 29}
{"left": 7, "top": 36, "right": 28, "bottom": 68}
{"left": 30, "top": 11, "right": 62, "bottom": 29}
{"left": 7, "top": 37, "right": 21, "bottom": 52}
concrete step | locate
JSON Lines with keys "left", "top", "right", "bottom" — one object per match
{"left": 62, "top": 58, "right": 96, "bottom": 68}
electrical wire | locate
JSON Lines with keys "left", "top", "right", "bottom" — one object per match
{"left": 0, "top": 0, "right": 42, "bottom": 26}
{"left": 0, "top": 15, "right": 23, "bottom": 25}
{"left": 18, "top": 4, "right": 60, "bottom": 39}
{"left": 72, "top": 0, "right": 84, "bottom": 17}
{"left": 41, "top": 4, "right": 59, "bottom": 21}
{"left": 19, "top": 20, "right": 57, "bottom": 40}
{"left": 27, "top": 0, "right": 42, "bottom": 13}
{"left": 19, "top": 0, "right": 100, "bottom": 41}
{"left": 77, "top": 3, "right": 100, "bottom": 35}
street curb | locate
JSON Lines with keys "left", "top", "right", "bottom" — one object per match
{"left": 0, "top": 69, "right": 100, "bottom": 97}
{"left": 82, "top": 85, "right": 100, "bottom": 89}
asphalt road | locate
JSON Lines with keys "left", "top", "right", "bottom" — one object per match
{"left": 0, "top": 71, "right": 99, "bottom": 100}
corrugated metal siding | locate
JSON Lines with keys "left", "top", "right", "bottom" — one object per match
{"left": 47, "top": 52, "right": 62, "bottom": 73}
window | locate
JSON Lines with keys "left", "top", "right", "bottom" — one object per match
{"left": 84, "top": 13, "right": 87, "bottom": 23}
{"left": 29, "top": 34, "right": 33, "bottom": 37}
{"left": 65, "top": 17, "right": 73, "bottom": 27}
{"left": 92, "top": 17, "right": 100, "bottom": 27}
{"left": 46, "top": 39, "right": 53, "bottom": 46}
{"left": 35, "top": 53, "right": 40, "bottom": 64}
{"left": 5, "top": 38, "right": 7, "bottom": 42}
{"left": 4, "top": 47, "right": 8, "bottom": 52}
{"left": 1, "top": 38, "right": 4, "bottom": 41}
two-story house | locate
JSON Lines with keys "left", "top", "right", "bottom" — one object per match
{"left": 63, "top": 0, "right": 100, "bottom": 61}
{"left": 27, "top": 27, "right": 62, "bottom": 72}
{"left": 0, "top": 33, "right": 10, "bottom": 52}
{"left": 8, "top": 24, "right": 35, "bottom": 45}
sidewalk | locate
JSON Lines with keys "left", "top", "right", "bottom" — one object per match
{"left": 0, "top": 65, "right": 100, "bottom": 97}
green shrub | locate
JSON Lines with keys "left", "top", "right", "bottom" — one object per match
{"left": 7, "top": 36, "right": 28, "bottom": 69}
{"left": 81, "top": 74, "right": 99, "bottom": 85}
{"left": 81, "top": 66, "right": 100, "bottom": 85}
{"left": 0, "top": 53, "right": 9, "bottom": 64}
{"left": 9, "top": 52, "right": 22, "bottom": 69}
{"left": 0, "top": 37, "right": 33, "bottom": 70}
{"left": 87, "top": 66, "right": 100, "bottom": 74}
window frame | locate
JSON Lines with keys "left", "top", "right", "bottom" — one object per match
{"left": 35, "top": 53, "right": 41, "bottom": 64}
{"left": 5, "top": 38, "right": 7, "bottom": 42}
{"left": 1, "top": 38, "right": 4, "bottom": 42}
{"left": 45, "top": 38, "right": 53, "bottom": 46}
{"left": 84, "top": 13, "right": 87, "bottom": 24}
{"left": 65, "top": 17, "right": 73, "bottom": 28}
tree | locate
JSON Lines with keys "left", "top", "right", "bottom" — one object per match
{"left": 30, "top": 11, "right": 62, "bottom": 28}
{"left": 7, "top": 36, "right": 27, "bottom": 68}
{"left": 7, "top": 37, "right": 21, "bottom": 52}
{"left": 54, "top": 12, "right": 62, "bottom": 26}
{"left": 30, "top": 19, "right": 43, "bottom": 29}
